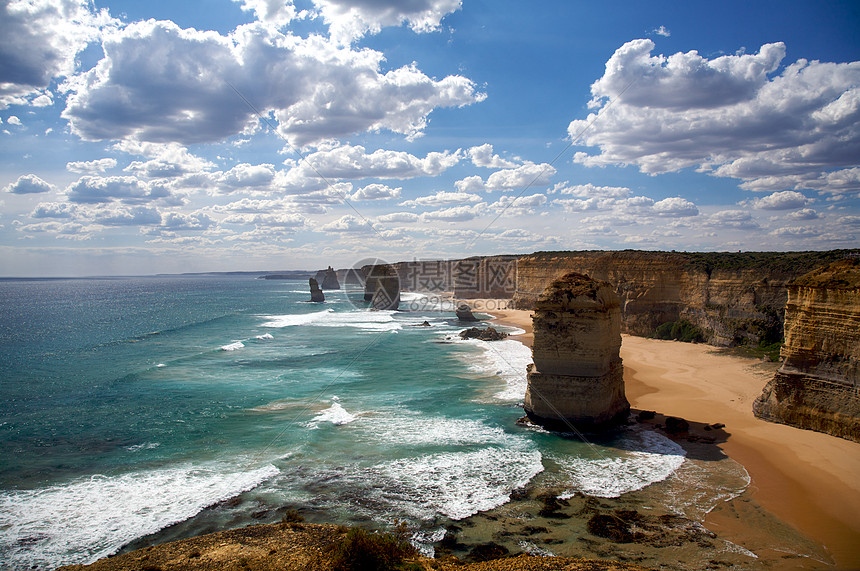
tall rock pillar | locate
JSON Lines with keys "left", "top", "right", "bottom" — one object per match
{"left": 524, "top": 272, "right": 629, "bottom": 430}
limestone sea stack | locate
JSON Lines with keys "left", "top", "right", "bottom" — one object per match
{"left": 754, "top": 258, "right": 860, "bottom": 441}
{"left": 363, "top": 264, "right": 400, "bottom": 310}
{"left": 309, "top": 278, "right": 325, "bottom": 302}
{"left": 321, "top": 266, "right": 340, "bottom": 290}
{"left": 524, "top": 272, "right": 630, "bottom": 430}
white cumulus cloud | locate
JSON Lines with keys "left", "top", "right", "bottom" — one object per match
{"left": 62, "top": 20, "right": 484, "bottom": 147}
{"left": 571, "top": 39, "right": 860, "bottom": 195}
{"left": 4, "top": 173, "right": 56, "bottom": 194}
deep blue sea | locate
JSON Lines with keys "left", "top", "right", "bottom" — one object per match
{"left": 0, "top": 276, "right": 745, "bottom": 568}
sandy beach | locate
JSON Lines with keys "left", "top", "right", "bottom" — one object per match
{"left": 491, "top": 308, "right": 860, "bottom": 569}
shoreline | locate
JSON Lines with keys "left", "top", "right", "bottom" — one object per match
{"left": 490, "top": 308, "right": 860, "bottom": 568}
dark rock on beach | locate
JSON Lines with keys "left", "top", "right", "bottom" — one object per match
{"left": 459, "top": 326, "right": 508, "bottom": 341}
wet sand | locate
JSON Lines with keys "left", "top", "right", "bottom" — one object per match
{"left": 490, "top": 308, "right": 860, "bottom": 569}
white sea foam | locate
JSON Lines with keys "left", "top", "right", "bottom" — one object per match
{"left": 261, "top": 308, "right": 400, "bottom": 332}
{"left": 0, "top": 462, "right": 279, "bottom": 568}
{"left": 260, "top": 308, "right": 334, "bottom": 327}
{"left": 360, "top": 411, "right": 512, "bottom": 447}
{"left": 156, "top": 363, "right": 166, "bottom": 368}
{"left": 371, "top": 447, "right": 544, "bottom": 520}
{"left": 555, "top": 429, "right": 686, "bottom": 499}
{"left": 220, "top": 341, "right": 244, "bottom": 351}
{"left": 255, "top": 333, "right": 274, "bottom": 340}
{"left": 455, "top": 337, "right": 533, "bottom": 401}
{"left": 310, "top": 402, "right": 358, "bottom": 426}
{"left": 125, "top": 442, "right": 160, "bottom": 452}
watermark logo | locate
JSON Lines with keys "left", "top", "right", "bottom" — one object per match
{"left": 345, "top": 256, "right": 517, "bottom": 313}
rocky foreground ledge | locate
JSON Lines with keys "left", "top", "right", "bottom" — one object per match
{"left": 58, "top": 522, "right": 650, "bottom": 571}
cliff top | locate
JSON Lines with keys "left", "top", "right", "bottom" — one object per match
{"left": 540, "top": 272, "right": 603, "bottom": 299}
{"left": 521, "top": 249, "right": 860, "bottom": 277}
{"left": 789, "top": 257, "right": 860, "bottom": 289}
{"left": 536, "top": 272, "right": 619, "bottom": 312}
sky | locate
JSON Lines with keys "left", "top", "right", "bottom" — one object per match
{"left": 1, "top": 0, "right": 859, "bottom": 276}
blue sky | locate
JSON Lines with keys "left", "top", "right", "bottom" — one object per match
{"left": 1, "top": 0, "right": 858, "bottom": 276}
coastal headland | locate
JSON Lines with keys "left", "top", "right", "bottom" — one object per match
{"left": 492, "top": 308, "right": 860, "bottom": 569}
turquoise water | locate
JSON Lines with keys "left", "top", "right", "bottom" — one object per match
{"left": 0, "top": 276, "right": 721, "bottom": 568}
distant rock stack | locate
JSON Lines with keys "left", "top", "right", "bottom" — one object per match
{"left": 754, "top": 258, "right": 860, "bottom": 442}
{"left": 456, "top": 302, "right": 479, "bottom": 322}
{"left": 363, "top": 264, "right": 400, "bottom": 310}
{"left": 321, "top": 266, "right": 340, "bottom": 290}
{"left": 524, "top": 272, "right": 630, "bottom": 431}
{"left": 309, "top": 278, "right": 325, "bottom": 303}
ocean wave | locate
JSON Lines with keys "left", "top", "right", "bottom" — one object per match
{"left": 453, "top": 337, "right": 533, "bottom": 401}
{"left": 371, "top": 447, "right": 544, "bottom": 520}
{"left": 0, "top": 462, "right": 279, "bottom": 569}
{"left": 358, "top": 411, "right": 514, "bottom": 447}
{"left": 555, "top": 429, "right": 686, "bottom": 499}
{"left": 309, "top": 401, "right": 358, "bottom": 427}
{"left": 220, "top": 341, "right": 245, "bottom": 351}
{"left": 261, "top": 308, "right": 400, "bottom": 332}
{"left": 255, "top": 333, "right": 274, "bottom": 340}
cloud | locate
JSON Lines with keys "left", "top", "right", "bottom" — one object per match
{"left": 219, "top": 163, "right": 277, "bottom": 192}
{"left": 6, "top": 115, "right": 22, "bottom": 126}
{"left": 314, "top": 0, "right": 462, "bottom": 44}
{"left": 489, "top": 193, "right": 547, "bottom": 216}
{"left": 350, "top": 183, "right": 401, "bottom": 201}
{"left": 454, "top": 175, "right": 485, "bottom": 193}
{"left": 4, "top": 174, "right": 56, "bottom": 194}
{"left": 67, "top": 158, "right": 117, "bottom": 174}
{"left": 160, "top": 211, "right": 214, "bottom": 231}
{"left": 420, "top": 204, "right": 485, "bottom": 222}
{"left": 0, "top": 0, "right": 115, "bottom": 108}
{"left": 90, "top": 204, "right": 162, "bottom": 226}
{"left": 485, "top": 162, "right": 556, "bottom": 191}
{"left": 651, "top": 197, "right": 699, "bottom": 217}
{"left": 786, "top": 208, "right": 819, "bottom": 220}
{"left": 65, "top": 175, "right": 165, "bottom": 204}
{"left": 31, "top": 201, "right": 77, "bottom": 218}
{"left": 707, "top": 209, "right": 759, "bottom": 229}
{"left": 468, "top": 143, "right": 517, "bottom": 168}
{"left": 553, "top": 182, "right": 630, "bottom": 199}
{"left": 771, "top": 225, "right": 821, "bottom": 237}
{"left": 376, "top": 211, "right": 419, "bottom": 223}
{"left": 62, "top": 20, "right": 484, "bottom": 147}
{"left": 296, "top": 145, "right": 461, "bottom": 180}
{"left": 748, "top": 190, "right": 811, "bottom": 210}
{"left": 320, "top": 214, "right": 374, "bottom": 232}
{"left": 400, "top": 190, "right": 482, "bottom": 207}
{"left": 571, "top": 40, "right": 860, "bottom": 194}
{"left": 654, "top": 25, "right": 670, "bottom": 37}
{"left": 233, "top": 0, "right": 298, "bottom": 26}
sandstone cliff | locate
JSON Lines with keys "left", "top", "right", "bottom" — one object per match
{"left": 753, "top": 258, "right": 860, "bottom": 441}
{"left": 524, "top": 273, "right": 630, "bottom": 430}
{"left": 512, "top": 250, "right": 855, "bottom": 347}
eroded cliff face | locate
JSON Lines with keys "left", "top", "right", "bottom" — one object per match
{"left": 513, "top": 251, "right": 852, "bottom": 346}
{"left": 524, "top": 273, "right": 630, "bottom": 430}
{"left": 754, "top": 259, "right": 860, "bottom": 441}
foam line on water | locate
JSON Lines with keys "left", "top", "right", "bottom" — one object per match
{"left": 261, "top": 308, "right": 401, "bottom": 332}
{"left": 451, "top": 337, "right": 533, "bottom": 401}
{"left": 0, "top": 463, "right": 279, "bottom": 568}
{"left": 555, "top": 429, "right": 686, "bottom": 499}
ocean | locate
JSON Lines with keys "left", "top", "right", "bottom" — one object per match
{"left": 0, "top": 276, "right": 754, "bottom": 569}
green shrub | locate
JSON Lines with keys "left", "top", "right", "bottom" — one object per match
{"left": 331, "top": 527, "right": 417, "bottom": 571}
{"left": 654, "top": 320, "right": 705, "bottom": 343}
